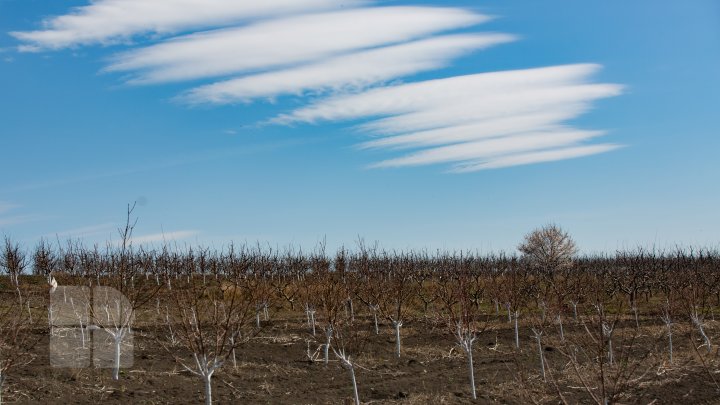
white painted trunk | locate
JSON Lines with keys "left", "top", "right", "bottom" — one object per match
{"left": 393, "top": 321, "right": 403, "bottom": 358}
{"left": 348, "top": 364, "right": 360, "bottom": 405}
{"left": 203, "top": 373, "right": 213, "bottom": 405}
{"left": 558, "top": 314, "right": 564, "bottom": 342}
{"left": 112, "top": 335, "right": 122, "bottom": 380}
{"left": 466, "top": 344, "right": 476, "bottom": 399}
{"left": 324, "top": 326, "right": 332, "bottom": 366}
{"left": 535, "top": 334, "right": 545, "bottom": 382}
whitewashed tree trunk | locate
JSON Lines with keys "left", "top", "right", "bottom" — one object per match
{"left": 661, "top": 311, "right": 673, "bottom": 364}
{"left": 181, "top": 354, "right": 222, "bottom": 405}
{"left": 692, "top": 312, "right": 712, "bottom": 353}
{"left": 334, "top": 348, "right": 360, "bottom": 405}
{"left": 0, "top": 372, "right": 5, "bottom": 405}
{"left": 310, "top": 311, "right": 316, "bottom": 336}
{"left": 324, "top": 325, "right": 333, "bottom": 366}
{"left": 532, "top": 329, "right": 545, "bottom": 382}
{"left": 455, "top": 324, "right": 477, "bottom": 400}
{"left": 111, "top": 331, "right": 126, "bottom": 381}
{"left": 203, "top": 373, "right": 213, "bottom": 405}
{"left": 393, "top": 320, "right": 403, "bottom": 358}
{"left": 602, "top": 323, "right": 614, "bottom": 365}
{"left": 557, "top": 314, "right": 564, "bottom": 342}
{"left": 513, "top": 311, "right": 520, "bottom": 349}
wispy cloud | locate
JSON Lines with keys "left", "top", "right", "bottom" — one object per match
{"left": 0, "top": 202, "right": 19, "bottom": 214}
{"left": 181, "top": 33, "right": 515, "bottom": 104}
{"left": 0, "top": 214, "right": 44, "bottom": 227}
{"left": 49, "top": 222, "right": 117, "bottom": 239}
{"left": 105, "top": 7, "right": 487, "bottom": 84}
{"left": 450, "top": 144, "right": 624, "bottom": 172}
{"left": 3, "top": 137, "right": 312, "bottom": 193}
{"left": 11, "top": 0, "right": 365, "bottom": 51}
{"left": 273, "top": 64, "right": 623, "bottom": 170}
{"left": 11, "top": 3, "right": 624, "bottom": 172}
{"left": 0, "top": 202, "right": 44, "bottom": 228}
{"left": 369, "top": 130, "right": 606, "bottom": 168}
{"left": 128, "top": 230, "right": 198, "bottom": 245}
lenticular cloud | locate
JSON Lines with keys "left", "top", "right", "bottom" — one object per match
{"left": 273, "top": 64, "right": 624, "bottom": 171}
{"left": 12, "top": 0, "right": 624, "bottom": 172}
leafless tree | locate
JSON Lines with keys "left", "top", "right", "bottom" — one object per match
{"left": 518, "top": 224, "right": 577, "bottom": 277}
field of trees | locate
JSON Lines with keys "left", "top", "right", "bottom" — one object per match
{"left": 1, "top": 225, "right": 719, "bottom": 404}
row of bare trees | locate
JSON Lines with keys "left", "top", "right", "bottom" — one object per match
{"left": 1, "top": 231, "right": 719, "bottom": 403}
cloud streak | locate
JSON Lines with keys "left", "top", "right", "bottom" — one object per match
{"left": 50, "top": 223, "right": 117, "bottom": 239}
{"left": 181, "top": 33, "right": 516, "bottom": 104}
{"left": 274, "top": 64, "right": 623, "bottom": 170}
{"left": 0, "top": 202, "right": 19, "bottom": 215}
{"left": 128, "top": 230, "right": 198, "bottom": 245}
{"left": 105, "top": 7, "right": 488, "bottom": 84}
{"left": 451, "top": 144, "right": 623, "bottom": 172}
{"left": 11, "top": 0, "right": 365, "bottom": 51}
{"left": 11, "top": 2, "right": 624, "bottom": 172}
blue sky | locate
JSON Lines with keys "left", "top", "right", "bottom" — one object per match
{"left": 1, "top": 0, "right": 718, "bottom": 254}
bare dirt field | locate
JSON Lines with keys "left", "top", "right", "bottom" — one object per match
{"left": 5, "top": 310, "right": 720, "bottom": 404}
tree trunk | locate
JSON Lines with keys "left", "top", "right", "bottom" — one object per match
{"left": 667, "top": 325, "right": 673, "bottom": 364}
{"left": 393, "top": 321, "right": 402, "bottom": 358}
{"left": 203, "top": 373, "right": 213, "bottom": 405}
{"left": 466, "top": 344, "right": 476, "bottom": 399}
{"left": 348, "top": 364, "right": 360, "bottom": 405}
{"left": 324, "top": 326, "right": 332, "bottom": 366}
{"left": 535, "top": 333, "right": 545, "bottom": 382}
{"left": 112, "top": 335, "right": 122, "bottom": 381}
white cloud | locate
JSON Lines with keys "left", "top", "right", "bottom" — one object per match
{"left": 11, "top": 0, "right": 365, "bottom": 51}
{"left": 273, "top": 64, "right": 623, "bottom": 170}
{"left": 0, "top": 214, "right": 42, "bottom": 227}
{"left": 370, "top": 130, "right": 605, "bottom": 168}
{"left": 128, "top": 230, "right": 198, "bottom": 245}
{"left": 181, "top": 33, "right": 515, "bottom": 104}
{"left": 10, "top": 3, "right": 624, "bottom": 172}
{"left": 104, "top": 7, "right": 488, "bottom": 84}
{"left": 451, "top": 144, "right": 623, "bottom": 172}
{"left": 0, "top": 202, "right": 19, "bottom": 214}
{"left": 0, "top": 203, "right": 40, "bottom": 228}
{"left": 51, "top": 223, "right": 117, "bottom": 239}
{"left": 358, "top": 109, "right": 582, "bottom": 150}
{"left": 274, "top": 64, "right": 618, "bottom": 125}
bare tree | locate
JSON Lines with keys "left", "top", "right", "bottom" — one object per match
{"left": 1, "top": 238, "right": 27, "bottom": 301}
{"left": 165, "top": 271, "right": 257, "bottom": 405}
{"left": 518, "top": 224, "right": 577, "bottom": 277}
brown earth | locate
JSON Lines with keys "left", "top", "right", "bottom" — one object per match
{"left": 4, "top": 311, "right": 720, "bottom": 405}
